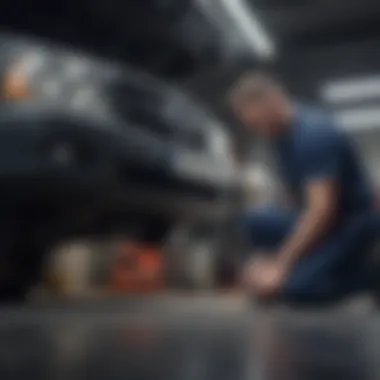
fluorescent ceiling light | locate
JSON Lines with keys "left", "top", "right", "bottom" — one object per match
{"left": 334, "top": 107, "right": 380, "bottom": 131}
{"left": 322, "top": 76, "right": 380, "bottom": 103}
{"left": 220, "top": 0, "right": 275, "bottom": 59}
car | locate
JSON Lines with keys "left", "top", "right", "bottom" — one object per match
{"left": 0, "top": 35, "right": 239, "bottom": 300}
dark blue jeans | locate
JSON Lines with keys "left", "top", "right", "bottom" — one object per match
{"left": 243, "top": 206, "right": 380, "bottom": 301}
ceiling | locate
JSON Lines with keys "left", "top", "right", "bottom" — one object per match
{"left": 185, "top": 0, "right": 380, "bottom": 105}
{"left": 249, "top": 0, "right": 380, "bottom": 99}
{"left": 253, "top": 0, "right": 380, "bottom": 51}
{"left": 254, "top": 0, "right": 380, "bottom": 134}
{"left": 191, "top": 0, "right": 380, "bottom": 135}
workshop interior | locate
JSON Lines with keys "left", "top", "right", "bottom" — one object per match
{"left": 1, "top": 1, "right": 380, "bottom": 380}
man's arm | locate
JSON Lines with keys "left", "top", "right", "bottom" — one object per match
{"left": 278, "top": 179, "right": 338, "bottom": 268}
{"left": 277, "top": 127, "right": 341, "bottom": 269}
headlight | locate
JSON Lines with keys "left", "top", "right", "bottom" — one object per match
{"left": 3, "top": 48, "right": 50, "bottom": 100}
{"left": 3, "top": 69, "right": 31, "bottom": 100}
{"left": 1, "top": 42, "right": 109, "bottom": 115}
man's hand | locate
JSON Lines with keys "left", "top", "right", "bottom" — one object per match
{"left": 243, "top": 256, "right": 289, "bottom": 298}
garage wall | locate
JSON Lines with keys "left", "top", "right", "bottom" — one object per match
{"left": 354, "top": 132, "right": 380, "bottom": 186}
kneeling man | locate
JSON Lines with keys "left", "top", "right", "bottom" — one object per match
{"left": 229, "top": 71, "right": 376, "bottom": 302}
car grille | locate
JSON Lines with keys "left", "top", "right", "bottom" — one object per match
{"left": 106, "top": 83, "right": 207, "bottom": 151}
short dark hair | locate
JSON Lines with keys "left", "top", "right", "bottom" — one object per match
{"left": 227, "top": 70, "right": 282, "bottom": 106}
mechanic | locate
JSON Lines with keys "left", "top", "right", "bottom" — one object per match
{"left": 228, "top": 71, "right": 378, "bottom": 303}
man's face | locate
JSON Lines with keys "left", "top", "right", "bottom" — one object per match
{"left": 233, "top": 91, "right": 282, "bottom": 136}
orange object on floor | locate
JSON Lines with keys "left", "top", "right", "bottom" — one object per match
{"left": 110, "top": 241, "right": 165, "bottom": 293}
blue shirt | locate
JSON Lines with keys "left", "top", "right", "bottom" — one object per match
{"left": 275, "top": 105, "right": 374, "bottom": 216}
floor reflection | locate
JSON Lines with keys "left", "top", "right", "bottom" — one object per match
{"left": 83, "top": 322, "right": 247, "bottom": 380}
{"left": 255, "top": 313, "right": 377, "bottom": 380}
{"left": 0, "top": 300, "right": 379, "bottom": 380}
{"left": 0, "top": 316, "right": 247, "bottom": 380}
{"left": 0, "top": 326, "right": 53, "bottom": 380}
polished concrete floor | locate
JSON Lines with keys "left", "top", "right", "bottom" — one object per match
{"left": 0, "top": 295, "right": 379, "bottom": 380}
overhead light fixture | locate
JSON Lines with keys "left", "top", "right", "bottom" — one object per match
{"left": 334, "top": 107, "right": 380, "bottom": 131}
{"left": 220, "top": 0, "right": 275, "bottom": 59}
{"left": 322, "top": 76, "right": 380, "bottom": 103}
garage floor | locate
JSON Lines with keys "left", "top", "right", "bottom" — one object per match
{"left": 0, "top": 295, "right": 379, "bottom": 380}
